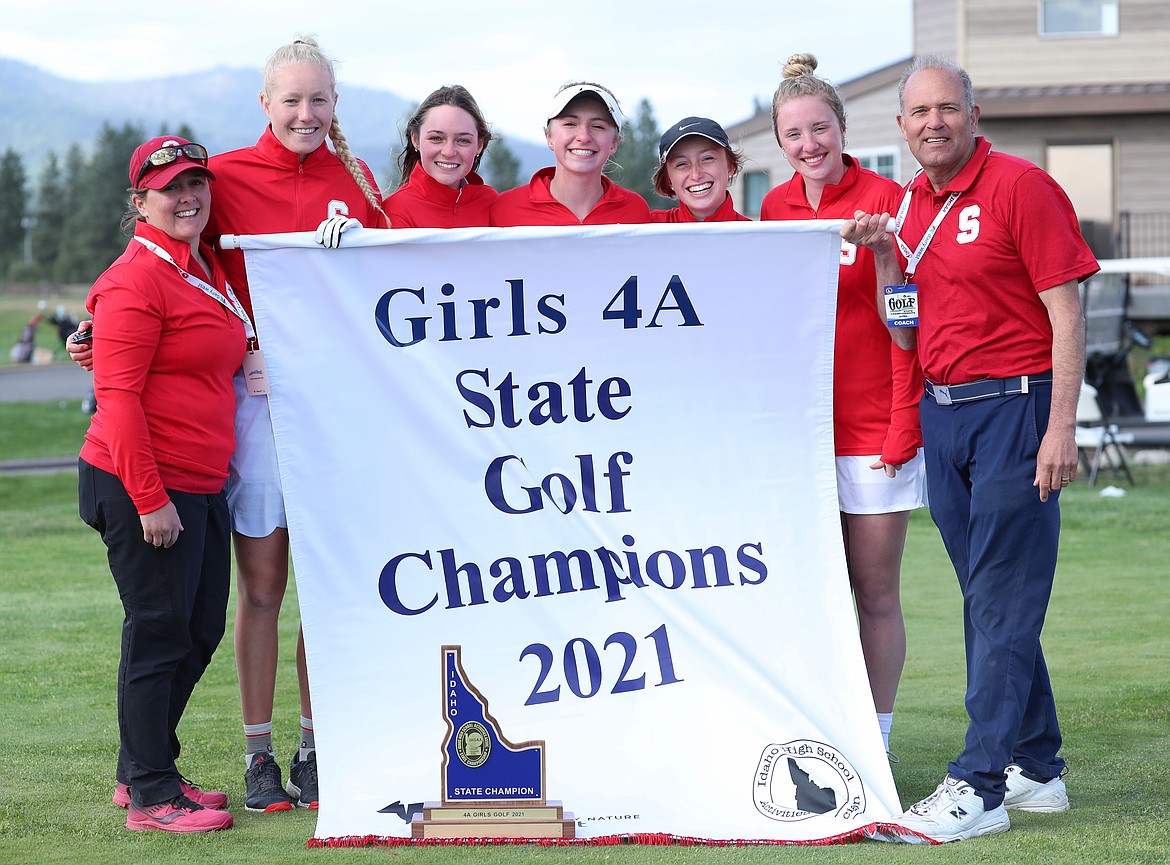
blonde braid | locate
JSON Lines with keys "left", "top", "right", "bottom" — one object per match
{"left": 329, "top": 114, "right": 386, "bottom": 222}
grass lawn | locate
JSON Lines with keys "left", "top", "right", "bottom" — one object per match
{"left": 1, "top": 450, "right": 1167, "bottom": 863}
{"left": 0, "top": 400, "right": 91, "bottom": 461}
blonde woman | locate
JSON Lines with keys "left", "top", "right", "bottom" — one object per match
{"left": 207, "top": 35, "right": 387, "bottom": 813}
{"left": 761, "top": 53, "right": 926, "bottom": 760}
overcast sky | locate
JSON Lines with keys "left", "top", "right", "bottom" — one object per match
{"left": 4, "top": 1, "right": 913, "bottom": 142}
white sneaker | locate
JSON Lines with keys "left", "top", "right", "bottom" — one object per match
{"left": 872, "top": 775, "right": 1010, "bottom": 843}
{"left": 1004, "top": 764, "right": 1069, "bottom": 812}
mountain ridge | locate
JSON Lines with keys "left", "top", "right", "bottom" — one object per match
{"left": 1, "top": 57, "right": 550, "bottom": 191}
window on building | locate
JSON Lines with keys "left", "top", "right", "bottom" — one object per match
{"left": 1046, "top": 141, "right": 1115, "bottom": 257}
{"left": 742, "top": 171, "right": 770, "bottom": 219}
{"left": 852, "top": 148, "right": 901, "bottom": 182}
{"left": 1039, "top": 0, "right": 1119, "bottom": 37}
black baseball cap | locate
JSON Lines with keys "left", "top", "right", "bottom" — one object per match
{"left": 658, "top": 117, "right": 732, "bottom": 163}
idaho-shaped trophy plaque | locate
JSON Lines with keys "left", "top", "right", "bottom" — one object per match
{"left": 412, "top": 645, "right": 576, "bottom": 839}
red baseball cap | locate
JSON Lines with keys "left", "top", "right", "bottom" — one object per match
{"left": 129, "top": 136, "right": 215, "bottom": 190}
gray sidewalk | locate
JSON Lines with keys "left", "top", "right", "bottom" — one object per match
{"left": 0, "top": 362, "right": 92, "bottom": 403}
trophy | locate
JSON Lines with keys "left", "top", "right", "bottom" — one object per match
{"left": 412, "top": 646, "right": 576, "bottom": 839}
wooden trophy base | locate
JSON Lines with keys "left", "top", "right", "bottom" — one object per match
{"left": 412, "top": 800, "right": 576, "bottom": 839}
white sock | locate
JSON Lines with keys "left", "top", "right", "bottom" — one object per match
{"left": 877, "top": 712, "right": 894, "bottom": 751}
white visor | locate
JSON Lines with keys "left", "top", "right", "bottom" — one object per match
{"left": 546, "top": 84, "right": 624, "bottom": 128}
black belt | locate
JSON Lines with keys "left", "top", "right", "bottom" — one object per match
{"left": 924, "top": 373, "right": 1053, "bottom": 406}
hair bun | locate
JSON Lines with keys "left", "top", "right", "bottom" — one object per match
{"left": 782, "top": 53, "right": 819, "bottom": 80}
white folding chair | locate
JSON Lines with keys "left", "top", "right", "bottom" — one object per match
{"left": 1076, "top": 381, "right": 1135, "bottom": 486}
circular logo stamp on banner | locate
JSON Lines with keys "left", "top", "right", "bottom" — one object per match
{"left": 456, "top": 721, "right": 491, "bottom": 768}
{"left": 753, "top": 740, "right": 866, "bottom": 823}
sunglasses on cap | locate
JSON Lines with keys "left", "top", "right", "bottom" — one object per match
{"left": 134, "top": 143, "right": 210, "bottom": 186}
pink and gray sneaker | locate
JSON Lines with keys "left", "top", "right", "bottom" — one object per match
{"left": 125, "top": 794, "right": 233, "bottom": 833}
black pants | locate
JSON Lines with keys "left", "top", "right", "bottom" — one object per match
{"left": 79, "top": 460, "right": 230, "bottom": 807}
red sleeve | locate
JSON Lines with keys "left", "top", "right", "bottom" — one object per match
{"left": 879, "top": 174, "right": 922, "bottom": 464}
{"left": 758, "top": 189, "right": 780, "bottom": 221}
{"left": 880, "top": 341, "right": 924, "bottom": 465}
{"left": 489, "top": 187, "right": 530, "bottom": 226}
{"left": 89, "top": 267, "right": 170, "bottom": 514}
{"left": 384, "top": 188, "right": 420, "bottom": 229}
{"left": 612, "top": 193, "right": 651, "bottom": 224}
{"left": 1009, "top": 168, "right": 1100, "bottom": 291}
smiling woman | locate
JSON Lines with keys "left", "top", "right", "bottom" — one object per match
{"left": 131, "top": 169, "right": 211, "bottom": 248}
{"left": 198, "top": 34, "right": 393, "bottom": 817}
{"left": 760, "top": 53, "right": 927, "bottom": 762}
{"left": 260, "top": 61, "right": 336, "bottom": 159}
{"left": 77, "top": 135, "right": 247, "bottom": 833}
{"left": 650, "top": 116, "right": 748, "bottom": 223}
{"left": 490, "top": 81, "right": 650, "bottom": 226}
{"left": 384, "top": 85, "right": 499, "bottom": 228}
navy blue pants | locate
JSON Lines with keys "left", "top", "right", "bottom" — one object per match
{"left": 79, "top": 461, "right": 230, "bottom": 807}
{"left": 919, "top": 386, "right": 1065, "bottom": 809}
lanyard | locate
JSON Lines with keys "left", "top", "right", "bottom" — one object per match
{"left": 891, "top": 181, "right": 961, "bottom": 278}
{"left": 133, "top": 236, "right": 256, "bottom": 340}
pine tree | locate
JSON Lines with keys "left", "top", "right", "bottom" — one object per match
{"left": 612, "top": 99, "right": 672, "bottom": 210}
{"left": 30, "top": 151, "right": 66, "bottom": 278}
{"left": 483, "top": 135, "right": 522, "bottom": 191}
{"left": 0, "top": 149, "right": 29, "bottom": 279}
{"left": 56, "top": 122, "right": 144, "bottom": 285}
{"left": 51, "top": 144, "right": 86, "bottom": 285}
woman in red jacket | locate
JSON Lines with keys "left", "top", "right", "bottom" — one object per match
{"left": 79, "top": 136, "right": 245, "bottom": 833}
{"left": 761, "top": 54, "right": 926, "bottom": 758}
{"left": 209, "top": 35, "right": 388, "bottom": 815}
{"left": 71, "top": 36, "right": 386, "bottom": 815}
{"left": 384, "top": 85, "right": 497, "bottom": 228}
{"left": 651, "top": 117, "right": 749, "bottom": 223}
{"left": 491, "top": 82, "right": 650, "bottom": 226}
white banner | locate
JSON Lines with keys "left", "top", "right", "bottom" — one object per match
{"left": 239, "top": 222, "right": 902, "bottom": 844}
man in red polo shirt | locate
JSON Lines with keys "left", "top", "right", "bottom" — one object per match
{"left": 844, "top": 55, "right": 1098, "bottom": 843}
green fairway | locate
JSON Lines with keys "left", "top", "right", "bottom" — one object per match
{"left": 1, "top": 458, "right": 1167, "bottom": 863}
{"left": 0, "top": 400, "right": 91, "bottom": 461}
